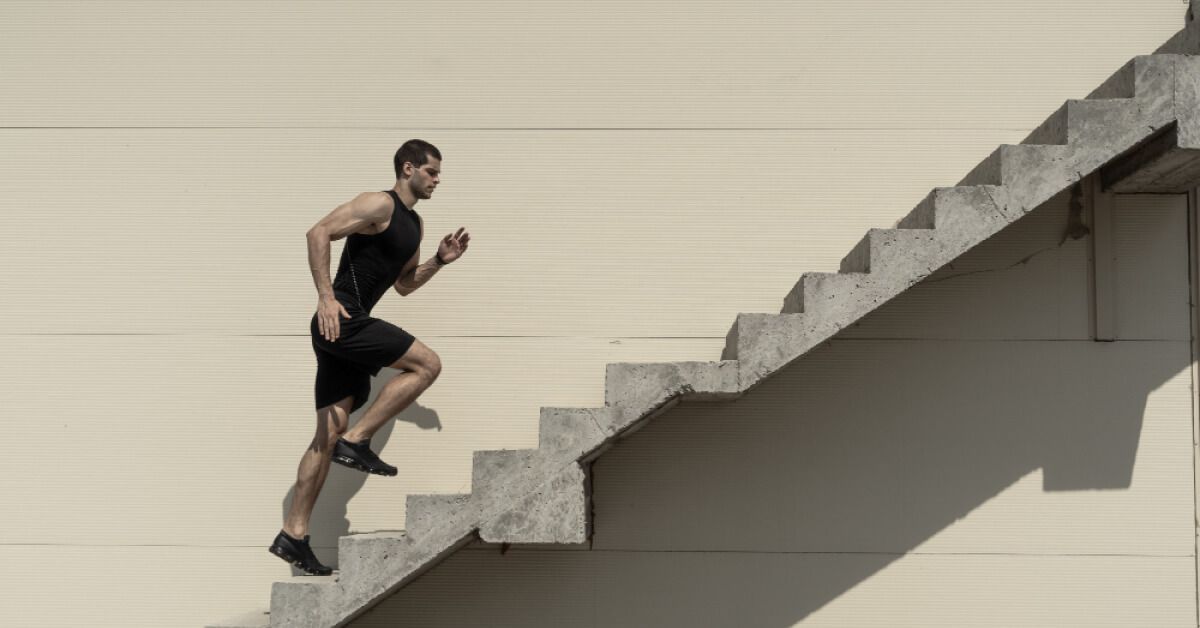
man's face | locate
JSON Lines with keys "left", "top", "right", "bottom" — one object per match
{"left": 408, "top": 156, "right": 441, "bottom": 199}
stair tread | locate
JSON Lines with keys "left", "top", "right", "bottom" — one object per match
{"left": 343, "top": 530, "right": 406, "bottom": 540}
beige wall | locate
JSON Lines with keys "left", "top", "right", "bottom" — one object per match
{"left": 355, "top": 192, "right": 1197, "bottom": 626}
{"left": 0, "top": 2, "right": 1189, "bottom": 626}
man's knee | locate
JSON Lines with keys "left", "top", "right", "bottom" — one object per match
{"left": 388, "top": 339, "right": 442, "bottom": 382}
{"left": 424, "top": 352, "right": 442, "bottom": 381}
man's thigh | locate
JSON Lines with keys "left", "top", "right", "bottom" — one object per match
{"left": 314, "top": 348, "right": 372, "bottom": 415}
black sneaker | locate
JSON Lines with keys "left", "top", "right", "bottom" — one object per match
{"left": 268, "top": 530, "right": 333, "bottom": 576}
{"left": 332, "top": 436, "right": 398, "bottom": 476}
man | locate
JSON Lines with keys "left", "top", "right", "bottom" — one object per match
{"left": 268, "top": 139, "right": 470, "bottom": 575}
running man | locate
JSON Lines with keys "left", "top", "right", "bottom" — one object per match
{"left": 269, "top": 139, "right": 470, "bottom": 575}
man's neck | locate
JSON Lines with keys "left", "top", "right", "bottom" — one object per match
{"left": 394, "top": 185, "right": 418, "bottom": 209}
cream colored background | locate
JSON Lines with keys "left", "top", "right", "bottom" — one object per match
{"left": 0, "top": 1, "right": 1191, "bottom": 627}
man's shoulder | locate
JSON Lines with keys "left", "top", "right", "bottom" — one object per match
{"left": 349, "top": 190, "right": 394, "bottom": 221}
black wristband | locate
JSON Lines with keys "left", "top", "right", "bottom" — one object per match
{"left": 435, "top": 252, "right": 449, "bottom": 266}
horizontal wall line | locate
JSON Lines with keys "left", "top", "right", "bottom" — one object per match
{"left": 0, "top": 333, "right": 1187, "bottom": 342}
{"left": 2, "top": 542, "right": 1192, "bottom": 559}
{"left": 484, "top": 548, "right": 1198, "bottom": 558}
{"left": 0, "top": 126, "right": 1037, "bottom": 132}
{"left": 0, "top": 333, "right": 724, "bottom": 339}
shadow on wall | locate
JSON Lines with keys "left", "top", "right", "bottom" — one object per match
{"left": 349, "top": 184, "right": 1193, "bottom": 625}
{"left": 278, "top": 377, "right": 442, "bottom": 573}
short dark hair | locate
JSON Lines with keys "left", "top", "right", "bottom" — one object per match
{"left": 394, "top": 139, "right": 442, "bottom": 179}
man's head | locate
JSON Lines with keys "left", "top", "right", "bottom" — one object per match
{"left": 394, "top": 139, "right": 442, "bottom": 200}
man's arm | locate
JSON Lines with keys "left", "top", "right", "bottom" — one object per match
{"left": 393, "top": 249, "right": 447, "bottom": 296}
{"left": 306, "top": 191, "right": 391, "bottom": 299}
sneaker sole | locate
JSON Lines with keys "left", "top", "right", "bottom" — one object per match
{"left": 268, "top": 545, "right": 333, "bottom": 576}
{"left": 332, "top": 454, "right": 397, "bottom": 476}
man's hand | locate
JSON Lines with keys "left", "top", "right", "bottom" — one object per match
{"left": 316, "top": 295, "right": 351, "bottom": 342}
{"left": 437, "top": 227, "right": 471, "bottom": 264}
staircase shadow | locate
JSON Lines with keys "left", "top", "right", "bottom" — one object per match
{"left": 579, "top": 334, "right": 1183, "bottom": 625}
{"left": 278, "top": 368, "right": 442, "bottom": 573}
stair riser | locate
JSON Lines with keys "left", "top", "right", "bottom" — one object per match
{"left": 471, "top": 449, "right": 542, "bottom": 499}
{"left": 956, "top": 144, "right": 1075, "bottom": 193}
{"left": 1021, "top": 100, "right": 1139, "bottom": 146}
{"left": 478, "top": 463, "right": 590, "bottom": 545}
{"left": 1176, "top": 57, "right": 1200, "bottom": 149}
{"left": 896, "top": 186, "right": 1015, "bottom": 244}
{"left": 839, "top": 229, "right": 965, "bottom": 279}
{"left": 269, "top": 580, "right": 337, "bottom": 628}
{"left": 783, "top": 272, "right": 908, "bottom": 320}
{"left": 337, "top": 533, "right": 411, "bottom": 587}
{"left": 471, "top": 448, "right": 591, "bottom": 510}
{"left": 730, "top": 313, "right": 834, "bottom": 390}
{"left": 1088, "top": 55, "right": 1175, "bottom": 103}
{"left": 804, "top": 277, "right": 890, "bottom": 320}
{"left": 404, "top": 494, "right": 478, "bottom": 540}
{"left": 537, "top": 407, "right": 611, "bottom": 459}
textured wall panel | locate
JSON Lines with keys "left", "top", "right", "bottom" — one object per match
{"left": 0, "top": 1, "right": 1180, "bottom": 129}
{"left": 1113, "top": 194, "right": 1192, "bottom": 340}
{"left": 0, "top": 128, "right": 1027, "bottom": 337}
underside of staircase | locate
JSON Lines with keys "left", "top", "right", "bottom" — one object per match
{"left": 210, "top": 18, "right": 1200, "bottom": 628}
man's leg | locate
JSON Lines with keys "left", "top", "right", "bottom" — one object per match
{"left": 342, "top": 339, "right": 442, "bottom": 444}
{"left": 283, "top": 395, "right": 354, "bottom": 538}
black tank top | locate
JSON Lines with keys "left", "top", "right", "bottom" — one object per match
{"left": 331, "top": 189, "right": 421, "bottom": 315}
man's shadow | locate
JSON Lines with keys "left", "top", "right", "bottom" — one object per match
{"left": 279, "top": 367, "right": 443, "bottom": 574}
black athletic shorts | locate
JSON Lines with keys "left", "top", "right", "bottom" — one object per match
{"left": 310, "top": 300, "right": 416, "bottom": 414}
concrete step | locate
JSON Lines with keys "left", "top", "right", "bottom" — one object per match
{"left": 403, "top": 493, "right": 474, "bottom": 540}
{"left": 782, "top": 271, "right": 909, "bottom": 321}
{"left": 1021, "top": 98, "right": 1138, "bottom": 146}
{"left": 336, "top": 530, "right": 408, "bottom": 584}
{"left": 956, "top": 143, "right": 1073, "bottom": 189}
{"left": 537, "top": 406, "right": 611, "bottom": 459}
{"left": 895, "top": 185, "right": 1015, "bottom": 242}
{"left": 604, "top": 360, "right": 741, "bottom": 418}
{"left": 269, "top": 575, "right": 339, "bottom": 628}
{"left": 722, "top": 312, "right": 829, "bottom": 391}
{"left": 956, "top": 142, "right": 1093, "bottom": 215}
{"left": 477, "top": 462, "right": 590, "bottom": 544}
{"left": 471, "top": 448, "right": 543, "bottom": 495}
{"left": 838, "top": 227, "right": 962, "bottom": 278}
{"left": 1086, "top": 54, "right": 1174, "bottom": 101}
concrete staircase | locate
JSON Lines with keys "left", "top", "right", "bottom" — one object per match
{"left": 209, "top": 50, "right": 1200, "bottom": 628}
